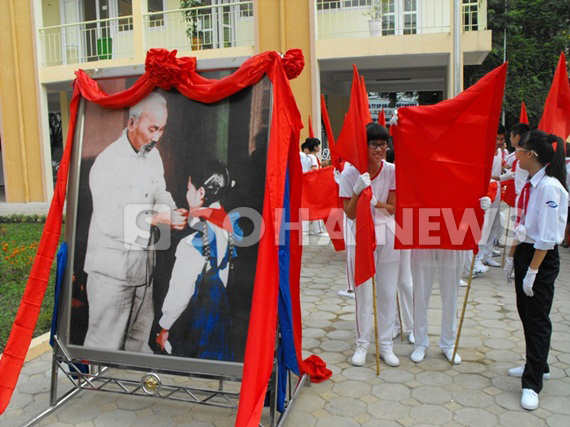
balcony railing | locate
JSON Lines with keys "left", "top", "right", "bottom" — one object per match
{"left": 316, "top": 0, "right": 486, "bottom": 40}
{"left": 38, "top": 16, "right": 135, "bottom": 67}
{"left": 143, "top": 1, "right": 254, "bottom": 52}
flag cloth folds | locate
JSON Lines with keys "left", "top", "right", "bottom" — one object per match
{"left": 392, "top": 63, "right": 508, "bottom": 250}
{"left": 379, "top": 106, "right": 386, "bottom": 127}
{"left": 308, "top": 115, "right": 314, "bottom": 138}
{"left": 538, "top": 52, "right": 570, "bottom": 142}
{"left": 520, "top": 101, "right": 529, "bottom": 124}
{"left": 335, "top": 65, "right": 375, "bottom": 285}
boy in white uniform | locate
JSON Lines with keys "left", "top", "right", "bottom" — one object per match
{"left": 339, "top": 123, "right": 401, "bottom": 367}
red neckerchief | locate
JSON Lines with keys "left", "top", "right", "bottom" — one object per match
{"left": 515, "top": 182, "right": 531, "bottom": 226}
{"left": 188, "top": 207, "right": 232, "bottom": 231}
{"left": 512, "top": 159, "right": 518, "bottom": 172}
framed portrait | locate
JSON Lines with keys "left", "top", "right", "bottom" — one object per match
{"left": 58, "top": 65, "right": 272, "bottom": 378}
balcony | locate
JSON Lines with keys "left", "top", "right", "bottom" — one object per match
{"left": 316, "top": 0, "right": 487, "bottom": 40}
{"left": 37, "top": 1, "right": 254, "bottom": 69}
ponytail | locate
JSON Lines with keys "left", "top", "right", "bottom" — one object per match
{"left": 545, "top": 134, "right": 568, "bottom": 191}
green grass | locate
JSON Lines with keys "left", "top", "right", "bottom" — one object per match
{"left": 0, "top": 222, "right": 58, "bottom": 353}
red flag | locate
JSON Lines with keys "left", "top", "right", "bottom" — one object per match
{"left": 360, "top": 75, "right": 372, "bottom": 124}
{"left": 308, "top": 114, "right": 315, "bottom": 138}
{"left": 539, "top": 52, "right": 570, "bottom": 142}
{"left": 321, "top": 94, "right": 341, "bottom": 170}
{"left": 393, "top": 63, "right": 508, "bottom": 250}
{"left": 520, "top": 101, "right": 529, "bottom": 124}
{"left": 335, "top": 65, "right": 375, "bottom": 285}
{"left": 379, "top": 106, "right": 386, "bottom": 127}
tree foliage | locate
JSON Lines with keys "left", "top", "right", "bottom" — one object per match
{"left": 464, "top": 0, "right": 570, "bottom": 129}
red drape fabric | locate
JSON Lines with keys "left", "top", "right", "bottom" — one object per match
{"left": 520, "top": 101, "right": 529, "bottom": 125}
{"left": 379, "top": 107, "right": 386, "bottom": 127}
{"left": 393, "top": 63, "right": 508, "bottom": 250}
{"left": 0, "top": 48, "right": 326, "bottom": 427}
{"left": 321, "top": 95, "right": 341, "bottom": 170}
{"left": 300, "top": 167, "right": 345, "bottom": 251}
{"left": 360, "top": 76, "right": 372, "bottom": 124}
{"left": 538, "top": 52, "right": 570, "bottom": 142}
{"left": 308, "top": 115, "right": 314, "bottom": 138}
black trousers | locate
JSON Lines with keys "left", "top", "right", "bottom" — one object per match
{"left": 514, "top": 243, "right": 559, "bottom": 393}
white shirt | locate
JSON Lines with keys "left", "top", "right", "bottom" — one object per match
{"left": 514, "top": 160, "right": 530, "bottom": 195}
{"left": 339, "top": 161, "right": 396, "bottom": 226}
{"left": 515, "top": 166, "right": 569, "bottom": 250}
{"left": 307, "top": 153, "right": 319, "bottom": 170}
{"left": 566, "top": 158, "right": 570, "bottom": 206}
{"left": 491, "top": 148, "right": 502, "bottom": 178}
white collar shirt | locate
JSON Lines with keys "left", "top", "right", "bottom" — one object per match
{"left": 515, "top": 166, "right": 569, "bottom": 250}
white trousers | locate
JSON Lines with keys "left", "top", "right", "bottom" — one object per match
{"left": 477, "top": 189, "right": 502, "bottom": 261}
{"left": 84, "top": 271, "right": 154, "bottom": 353}
{"left": 344, "top": 214, "right": 355, "bottom": 292}
{"left": 411, "top": 249, "right": 464, "bottom": 351}
{"left": 394, "top": 250, "right": 414, "bottom": 333}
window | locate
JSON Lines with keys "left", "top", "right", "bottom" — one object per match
{"left": 402, "top": 0, "right": 416, "bottom": 35}
{"left": 381, "top": 0, "right": 417, "bottom": 36}
{"left": 463, "top": 0, "right": 478, "bottom": 31}
{"left": 117, "top": 0, "right": 133, "bottom": 31}
{"left": 148, "top": 0, "right": 165, "bottom": 28}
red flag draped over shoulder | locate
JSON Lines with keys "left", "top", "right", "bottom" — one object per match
{"left": 538, "top": 52, "right": 570, "bottom": 142}
{"left": 520, "top": 101, "right": 529, "bottom": 124}
{"left": 393, "top": 63, "right": 508, "bottom": 250}
{"left": 335, "top": 66, "right": 375, "bottom": 285}
{"left": 0, "top": 48, "right": 314, "bottom": 427}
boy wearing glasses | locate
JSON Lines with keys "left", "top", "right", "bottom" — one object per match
{"left": 339, "top": 123, "right": 401, "bottom": 368}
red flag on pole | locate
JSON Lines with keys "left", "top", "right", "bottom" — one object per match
{"left": 360, "top": 75, "right": 372, "bottom": 124}
{"left": 379, "top": 106, "right": 386, "bottom": 127}
{"left": 392, "top": 62, "right": 508, "bottom": 250}
{"left": 308, "top": 115, "right": 315, "bottom": 138}
{"left": 519, "top": 101, "right": 529, "bottom": 124}
{"left": 335, "top": 65, "right": 375, "bottom": 285}
{"left": 538, "top": 52, "right": 570, "bottom": 142}
{"left": 321, "top": 94, "right": 341, "bottom": 170}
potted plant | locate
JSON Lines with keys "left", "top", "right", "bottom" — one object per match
{"left": 364, "top": 0, "right": 385, "bottom": 37}
{"left": 180, "top": 0, "right": 203, "bottom": 49}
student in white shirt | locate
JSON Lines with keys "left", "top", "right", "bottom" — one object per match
{"left": 339, "top": 123, "right": 401, "bottom": 367}
{"left": 504, "top": 130, "right": 569, "bottom": 411}
{"left": 300, "top": 138, "right": 327, "bottom": 235}
{"left": 563, "top": 142, "right": 570, "bottom": 247}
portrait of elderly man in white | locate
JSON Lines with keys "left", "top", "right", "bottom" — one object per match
{"left": 83, "top": 91, "right": 186, "bottom": 353}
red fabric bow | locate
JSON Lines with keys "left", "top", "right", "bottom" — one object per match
{"left": 145, "top": 48, "right": 184, "bottom": 90}
{"left": 187, "top": 207, "right": 231, "bottom": 231}
{"left": 282, "top": 49, "right": 305, "bottom": 80}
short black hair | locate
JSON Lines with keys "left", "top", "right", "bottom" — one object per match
{"left": 301, "top": 137, "right": 321, "bottom": 152}
{"left": 366, "top": 122, "right": 389, "bottom": 143}
{"left": 510, "top": 123, "right": 530, "bottom": 137}
{"left": 497, "top": 123, "right": 506, "bottom": 136}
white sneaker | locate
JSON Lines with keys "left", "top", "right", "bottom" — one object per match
{"left": 408, "top": 332, "right": 415, "bottom": 344}
{"left": 381, "top": 351, "right": 400, "bottom": 367}
{"left": 484, "top": 258, "right": 501, "bottom": 267}
{"left": 508, "top": 365, "right": 551, "bottom": 380}
{"left": 443, "top": 348, "right": 462, "bottom": 365}
{"left": 392, "top": 328, "right": 401, "bottom": 340}
{"left": 459, "top": 279, "right": 467, "bottom": 287}
{"left": 492, "top": 249, "right": 501, "bottom": 257}
{"left": 473, "top": 259, "right": 489, "bottom": 275}
{"left": 521, "top": 388, "right": 539, "bottom": 411}
{"left": 410, "top": 347, "right": 426, "bottom": 363}
{"left": 351, "top": 345, "right": 367, "bottom": 366}
{"left": 338, "top": 290, "right": 355, "bottom": 299}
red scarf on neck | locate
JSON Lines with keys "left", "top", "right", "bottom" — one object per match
{"left": 187, "top": 207, "right": 232, "bottom": 231}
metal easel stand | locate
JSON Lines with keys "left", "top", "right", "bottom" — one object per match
{"left": 23, "top": 335, "right": 241, "bottom": 427}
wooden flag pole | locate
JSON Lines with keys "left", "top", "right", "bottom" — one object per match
{"left": 451, "top": 253, "right": 476, "bottom": 366}
{"left": 372, "top": 276, "right": 381, "bottom": 376}
{"left": 396, "top": 292, "right": 404, "bottom": 342}
{"left": 501, "top": 206, "right": 511, "bottom": 268}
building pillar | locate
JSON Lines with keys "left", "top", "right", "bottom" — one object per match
{"left": 255, "top": 0, "right": 315, "bottom": 142}
{"left": 0, "top": 0, "right": 49, "bottom": 202}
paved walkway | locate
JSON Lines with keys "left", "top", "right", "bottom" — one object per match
{"left": 1, "top": 235, "right": 569, "bottom": 426}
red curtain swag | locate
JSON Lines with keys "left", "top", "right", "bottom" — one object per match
{"left": 0, "top": 48, "right": 330, "bottom": 427}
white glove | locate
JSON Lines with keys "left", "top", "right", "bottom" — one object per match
{"left": 500, "top": 170, "right": 515, "bottom": 181}
{"left": 504, "top": 256, "right": 514, "bottom": 284}
{"left": 479, "top": 196, "right": 491, "bottom": 212}
{"left": 353, "top": 173, "right": 371, "bottom": 195}
{"left": 333, "top": 168, "right": 341, "bottom": 184}
{"left": 370, "top": 196, "right": 378, "bottom": 208}
{"left": 389, "top": 111, "right": 399, "bottom": 126}
{"left": 523, "top": 268, "right": 538, "bottom": 297}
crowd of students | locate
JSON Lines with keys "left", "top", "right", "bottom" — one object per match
{"left": 300, "top": 122, "right": 569, "bottom": 411}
